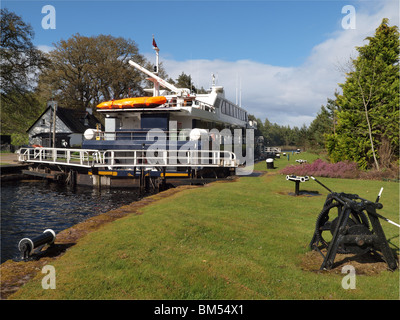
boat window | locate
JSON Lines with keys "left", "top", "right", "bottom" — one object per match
{"left": 141, "top": 113, "right": 169, "bottom": 130}
{"left": 220, "top": 100, "right": 246, "bottom": 120}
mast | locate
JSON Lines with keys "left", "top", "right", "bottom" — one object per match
{"left": 128, "top": 60, "right": 183, "bottom": 95}
{"left": 152, "top": 36, "right": 160, "bottom": 97}
{"left": 129, "top": 37, "right": 191, "bottom": 106}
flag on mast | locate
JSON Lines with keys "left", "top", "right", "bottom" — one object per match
{"left": 152, "top": 36, "right": 158, "bottom": 50}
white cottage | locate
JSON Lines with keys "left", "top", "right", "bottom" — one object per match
{"left": 27, "top": 104, "right": 102, "bottom": 148}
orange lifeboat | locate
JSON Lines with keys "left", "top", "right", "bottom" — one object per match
{"left": 97, "top": 96, "right": 167, "bottom": 109}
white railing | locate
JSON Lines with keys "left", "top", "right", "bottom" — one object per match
{"left": 18, "top": 147, "right": 237, "bottom": 169}
{"left": 164, "top": 99, "right": 215, "bottom": 113}
{"left": 265, "top": 147, "right": 281, "bottom": 153}
{"left": 92, "top": 129, "right": 215, "bottom": 141}
{"left": 18, "top": 147, "right": 99, "bottom": 167}
{"left": 96, "top": 149, "right": 236, "bottom": 168}
{"left": 193, "top": 100, "right": 215, "bottom": 112}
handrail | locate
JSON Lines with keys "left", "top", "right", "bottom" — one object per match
{"left": 18, "top": 147, "right": 99, "bottom": 167}
{"left": 97, "top": 149, "right": 236, "bottom": 168}
{"left": 94, "top": 128, "right": 221, "bottom": 141}
{"left": 168, "top": 99, "right": 215, "bottom": 112}
{"left": 17, "top": 147, "right": 237, "bottom": 169}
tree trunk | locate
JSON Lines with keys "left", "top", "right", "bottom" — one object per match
{"left": 363, "top": 105, "right": 380, "bottom": 171}
{"left": 357, "top": 65, "right": 380, "bottom": 171}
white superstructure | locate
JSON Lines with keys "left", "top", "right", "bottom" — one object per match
{"left": 82, "top": 41, "right": 252, "bottom": 151}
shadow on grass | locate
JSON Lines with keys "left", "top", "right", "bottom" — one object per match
{"left": 278, "top": 190, "right": 322, "bottom": 197}
{"left": 301, "top": 248, "right": 399, "bottom": 274}
{"left": 30, "top": 243, "right": 76, "bottom": 261}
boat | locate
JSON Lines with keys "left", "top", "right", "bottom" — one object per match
{"left": 82, "top": 42, "right": 253, "bottom": 152}
{"left": 17, "top": 41, "right": 255, "bottom": 186}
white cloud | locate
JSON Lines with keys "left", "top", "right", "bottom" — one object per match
{"left": 155, "top": 0, "right": 398, "bottom": 128}
{"left": 36, "top": 45, "right": 55, "bottom": 53}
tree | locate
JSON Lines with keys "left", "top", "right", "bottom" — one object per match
{"left": 0, "top": 9, "right": 48, "bottom": 144}
{"left": 296, "top": 124, "right": 309, "bottom": 150}
{"left": 326, "top": 18, "right": 399, "bottom": 169}
{"left": 257, "top": 116, "right": 309, "bottom": 149}
{"left": 307, "top": 99, "right": 336, "bottom": 150}
{"left": 1, "top": 90, "right": 45, "bottom": 145}
{"left": 38, "top": 34, "right": 150, "bottom": 110}
{"left": 174, "top": 72, "right": 197, "bottom": 93}
{"left": 260, "top": 118, "right": 285, "bottom": 146}
{"left": 169, "top": 71, "right": 208, "bottom": 94}
{"left": 0, "top": 8, "right": 48, "bottom": 96}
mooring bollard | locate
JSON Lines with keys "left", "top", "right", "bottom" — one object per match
{"left": 266, "top": 158, "right": 274, "bottom": 169}
{"left": 286, "top": 175, "right": 309, "bottom": 195}
{"left": 18, "top": 229, "right": 56, "bottom": 260}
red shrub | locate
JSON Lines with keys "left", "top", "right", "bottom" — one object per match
{"left": 280, "top": 159, "right": 360, "bottom": 179}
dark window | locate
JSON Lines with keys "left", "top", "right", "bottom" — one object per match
{"left": 141, "top": 113, "right": 169, "bottom": 130}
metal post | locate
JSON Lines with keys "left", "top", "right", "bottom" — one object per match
{"left": 51, "top": 102, "right": 57, "bottom": 148}
{"left": 295, "top": 180, "right": 300, "bottom": 196}
{"left": 140, "top": 167, "right": 145, "bottom": 194}
{"left": 162, "top": 167, "right": 167, "bottom": 189}
{"left": 153, "top": 35, "right": 160, "bottom": 96}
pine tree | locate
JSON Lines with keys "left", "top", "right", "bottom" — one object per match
{"left": 307, "top": 103, "right": 333, "bottom": 150}
{"left": 326, "top": 18, "right": 399, "bottom": 169}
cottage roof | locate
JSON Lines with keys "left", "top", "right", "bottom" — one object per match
{"left": 57, "top": 107, "right": 100, "bottom": 133}
{"left": 27, "top": 106, "right": 102, "bottom": 133}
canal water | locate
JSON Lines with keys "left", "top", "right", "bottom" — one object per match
{"left": 1, "top": 180, "right": 143, "bottom": 263}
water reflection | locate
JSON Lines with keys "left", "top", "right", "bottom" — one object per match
{"left": 1, "top": 180, "right": 142, "bottom": 263}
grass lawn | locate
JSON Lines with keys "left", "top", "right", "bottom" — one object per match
{"left": 8, "top": 152, "right": 399, "bottom": 299}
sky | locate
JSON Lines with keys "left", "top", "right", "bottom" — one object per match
{"left": 3, "top": 0, "right": 399, "bottom": 127}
